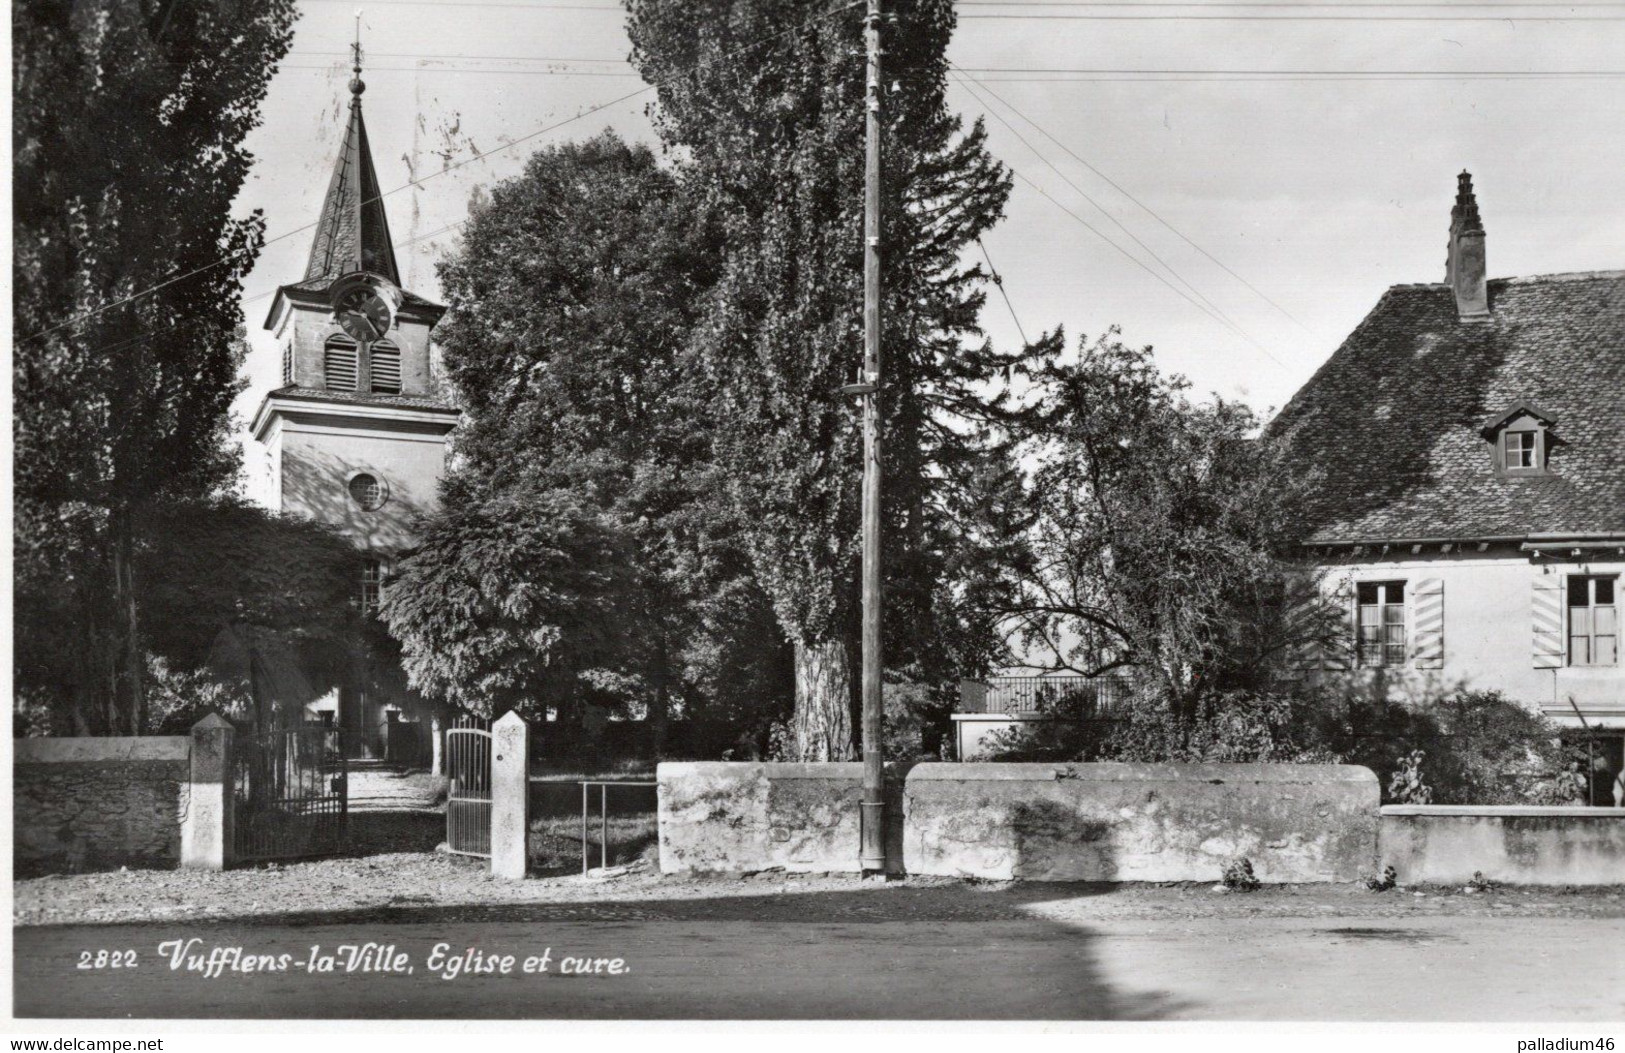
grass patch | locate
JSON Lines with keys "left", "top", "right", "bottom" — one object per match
{"left": 529, "top": 812, "right": 658, "bottom": 873}
{"left": 526, "top": 768, "right": 659, "bottom": 874}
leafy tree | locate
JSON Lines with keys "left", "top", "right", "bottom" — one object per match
{"left": 386, "top": 133, "right": 760, "bottom": 734}
{"left": 626, "top": 0, "right": 1028, "bottom": 758}
{"left": 379, "top": 473, "right": 637, "bottom": 719}
{"left": 13, "top": 0, "right": 297, "bottom": 732}
{"left": 1006, "top": 330, "right": 1334, "bottom": 722}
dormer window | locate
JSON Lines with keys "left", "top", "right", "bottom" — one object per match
{"left": 1482, "top": 403, "right": 1556, "bottom": 477}
{"left": 1503, "top": 428, "right": 1540, "bottom": 472}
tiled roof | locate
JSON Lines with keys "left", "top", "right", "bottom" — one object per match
{"left": 1270, "top": 270, "right": 1625, "bottom": 543}
{"left": 304, "top": 95, "right": 401, "bottom": 286}
{"left": 280, "top": 276, "right": 443, "bottom": 314}
{"left": 267, "top": 385, "right": 459, "bottom": 414}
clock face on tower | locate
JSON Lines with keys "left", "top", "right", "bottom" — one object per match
{"left": 329, "top": 271, "right": 402, "bottom": 344}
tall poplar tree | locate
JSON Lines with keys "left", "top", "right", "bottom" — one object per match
{"left": 627, "top": 0, "right": 1027, "bottom": 758}
{"left": 14, "top": 0, "right": 297, "bottom": 733}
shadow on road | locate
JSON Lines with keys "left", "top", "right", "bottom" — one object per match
{"left": 12, "top": 883, "right": 1190, "bottom": 1020}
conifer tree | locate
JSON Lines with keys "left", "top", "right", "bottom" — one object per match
{"left": 14, "top": 0, "right": 297, "bottom": 732}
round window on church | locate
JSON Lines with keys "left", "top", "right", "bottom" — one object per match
{"left": 348, "top": 472, "right": 388, "bottom": 511}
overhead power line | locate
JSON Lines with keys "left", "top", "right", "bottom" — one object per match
{"left": 953, "top": 72, "right": 1266, "bottom": 353}
{"left": 954, "top": 67, "right": 1311, "bottom": 332}
{"left": 976, "top": 238, "right": 1030, "bottom": 346}
{"left": 956, "top": 1, "right": 1625, "bottom": 6}
{"left": 958, "top": 11, "right": 1625, "bottom": 18}
{"left": 954, "top": 94, "right": 1290, "bottom": 365}
{"left": 1004, "top": 162, "right": 1289, "bottom": 369}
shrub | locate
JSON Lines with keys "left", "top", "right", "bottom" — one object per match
{"left": 1386, "top": 750, "right": 1433, "bottom": 804}
{"left": 883, "top": 682, "right": 952, "bottom": 762}
{"left": 1101, "top": 691, "right": 1340, "bottom": 764}
{"left": 1332, "top": 690, "right": 1567, "bottom": 805}
{"left": 1364, "top": 865, "right": 1398, "bottom": 892}
{"left": 1222, "top": 856, "right": 1261, "bottom": 891}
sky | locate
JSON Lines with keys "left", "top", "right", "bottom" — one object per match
{"left": 232, "top": 0, "right": 1625, "bottom": 505}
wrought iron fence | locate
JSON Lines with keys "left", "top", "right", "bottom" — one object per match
{"left": 446, "top": 717, "right": 493, "bottom": 857}
{"left": 959, "top": 675, "right": 1133, "bottom": 717}
{"left": 232, "top": 723, "right": 349, "bottom": 862}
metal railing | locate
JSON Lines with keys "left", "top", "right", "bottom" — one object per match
{"left": 958, "top": 675, "right": 1133, "bottom": 717}
{"left": 579, "top": 780, "right": 658, "bottom": 877}
{"left": 446, "top": 719, "right": 493, "bottom": 858}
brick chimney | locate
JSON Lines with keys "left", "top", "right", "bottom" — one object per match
{"left": 1445, "top": 170, "right": 1490, "bottom": 321}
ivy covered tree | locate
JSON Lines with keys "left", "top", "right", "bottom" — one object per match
{"left": 627, "top": 0, "right": 1031, "bottom": 758}
{"left": 13, "top": 0, "right": 298, "bottom": 733}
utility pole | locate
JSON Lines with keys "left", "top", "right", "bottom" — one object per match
{"left": 858, "top": 0, "right": 886, "bottom": 875}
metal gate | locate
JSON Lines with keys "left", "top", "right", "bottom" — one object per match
{"left": 233, "top": 724, "right": 348, "bottom": 862}
{"left": 446, "top": 722, "right": 493, "bottom": 857}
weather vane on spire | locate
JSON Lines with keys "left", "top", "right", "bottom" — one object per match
{"left": 327, "top": 6, "right": 402, "bottom": 344}
{"left": 349, "top": 11, "right": 366, "bottom": 98}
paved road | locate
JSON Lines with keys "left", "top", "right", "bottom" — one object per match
{"left": 14, "top": 908, "right": 1622, "bottom": 1020}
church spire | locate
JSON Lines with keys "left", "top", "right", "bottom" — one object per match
{"left": 303, "top": 26, "right": 401, "bottom": 286}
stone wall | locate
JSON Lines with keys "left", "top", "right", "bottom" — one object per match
{"left": 904, "top": 763, "right": 1379, "bottom": 883}
{"left": 1379, "top": 805, "right": 1625, "bottom": 885}
{"left": 657, "top": 762, "right": 905, "bottom": 875}
{"left": 658, "top": 760, "right": 1378, "bottom": 882}
{"left": 14, "top": 737, "right": 190, "bottom": 876}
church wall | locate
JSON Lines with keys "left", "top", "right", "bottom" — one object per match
{"left": 278, "top": 422, "right": 449, "bottom": 554}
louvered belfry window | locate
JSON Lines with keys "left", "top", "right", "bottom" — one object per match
{"left": 324, "top": 336, "right": 359, "bottom": 391}
{"left": 371, "top": 341, "right": 402, "bottom": 394}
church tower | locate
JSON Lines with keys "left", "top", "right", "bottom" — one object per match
{"left": 252, "top": 45, "right": 459, "bottom": 750}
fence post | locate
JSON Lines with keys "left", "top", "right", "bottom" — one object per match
{"left": 182, "top": 713, "right": 235, "bottom": 871}
{"left": 490, "top": 710, "right": 530, "bottom": 880}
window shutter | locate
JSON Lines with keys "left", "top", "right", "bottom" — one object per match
{"left": 1280, "top": 576, "right": 1324, "bottom": 678}
{"left": 371, "top": 343, "right": 401, "bottom": 394}
{"left": 1532, "top": 573, "right": 1564, "bottom": 669}
{"left": 325, "top": 339, "right": 358, "bottom": 391}
{"left": 1412, "top": 578, "right": 1444, "bottom": 669}
{"left": 1321, "top": 578, "right": 1355, "bottom": 671}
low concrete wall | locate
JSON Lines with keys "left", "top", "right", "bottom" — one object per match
{"left": 952, "top": 713, "right": 1066, "bottom": 762}
{"left": 904, "top": 762, "right": 1379, "bottom": 883}
{"left": 1379, "top": 805, "right": 1625, "bottom": 886}
{"left": 657, "top": 762, "right": 904, "bottom": 875}
{"left": 14, "top": 736, "right": 191, "bottom": 875}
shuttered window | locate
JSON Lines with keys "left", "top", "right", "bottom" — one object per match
{"left": 1356, "top": 580, "right": 1407, "bottom": 667}
{"left": 370, "top": 341, "right": 401, "bottom": 394}
{"left": 281, "top": 342, "right": 294, "bottom": 386}
{"left": 1569, "top": 576, "right": 1619, "bottom": 667}
{"left": 324, "top": 337, "right": 358, "bottom": 391}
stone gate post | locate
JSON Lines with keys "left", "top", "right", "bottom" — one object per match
{"left": 490, "top": 710, "right": 531, "bottom": 880}
{"left": 181, "top": 713, "right": 235, "bottom": 871}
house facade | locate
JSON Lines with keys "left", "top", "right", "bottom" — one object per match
{"left": 1272, "top": 173, "right": 1624, "bottom": 797}
{"left": 250, "top": 62, "right": 459, "bottom": 753}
